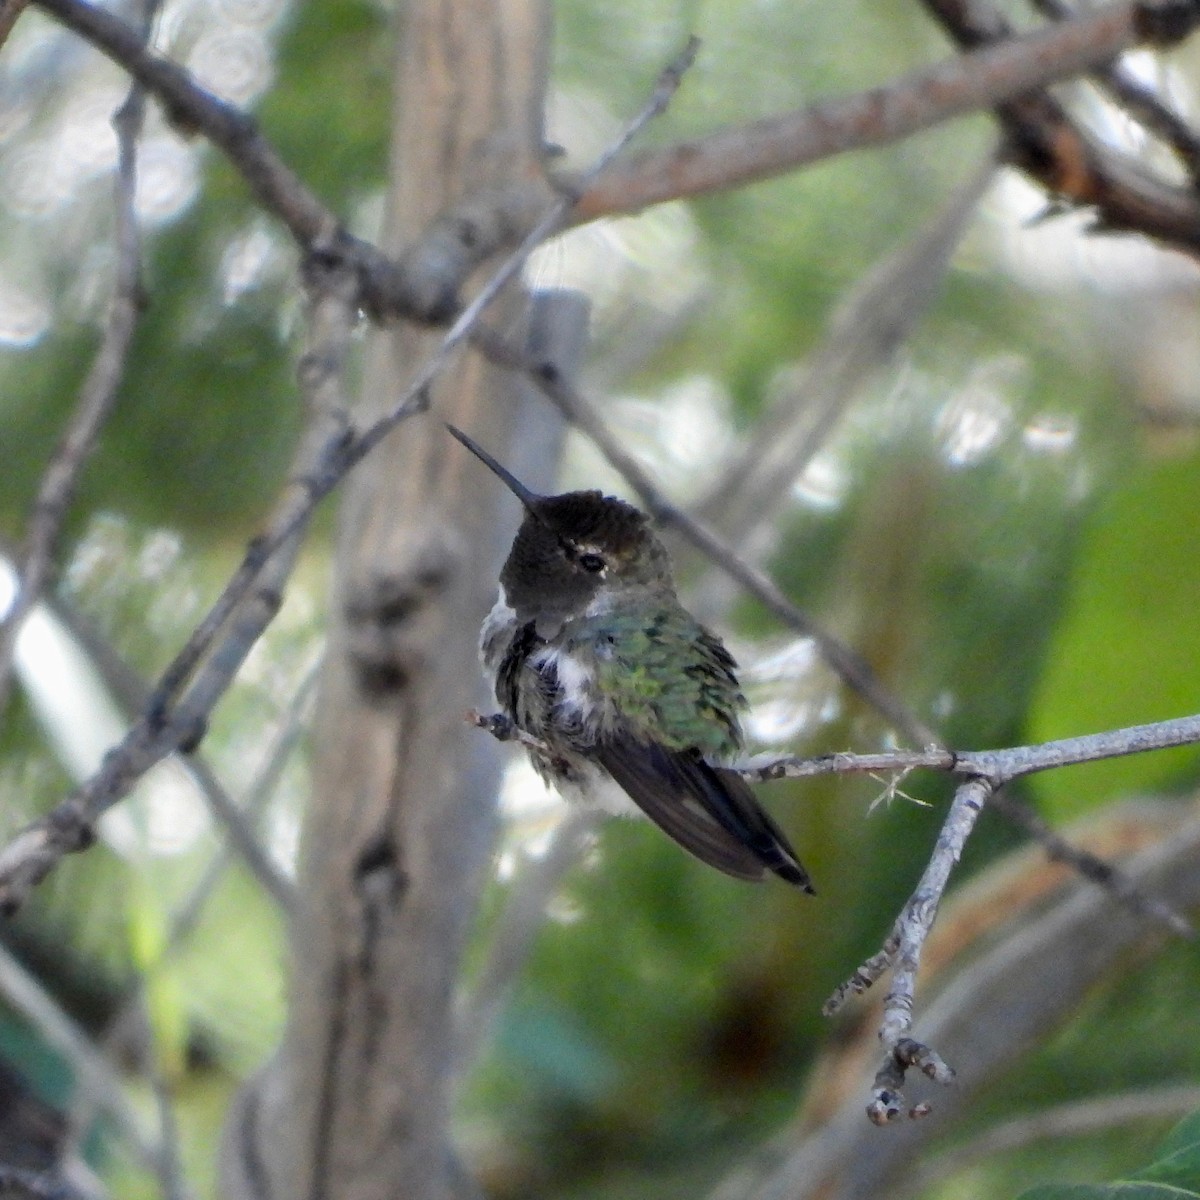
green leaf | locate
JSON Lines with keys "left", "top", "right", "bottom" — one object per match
{"left": 1020, "top": 1186, "right": 1200, "bottom": 1200}
{"left": 1017, "top": 1109, "right": 1200, "bottom": 1200}
{"left": 1030, "top": 451, "right": 1200, "bottom": 818}
{"left": 1132, "top": 1110, "right": 1200, "bottom": 1190}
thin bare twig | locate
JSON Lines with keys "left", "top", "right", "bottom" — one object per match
{"left": 0, "top": 259, "right": 360, "bottom": 913}
{"left": 0, "top": 39, "right": 697, "bottom": 912}
{"left": 738, "top": 710, "right": 1200, "bottom": 786}
{"left": 869, "top": 778, "right": 992, "bottom": 1123}
{"left": 468, "top": 322, "right": 937, "bottom": 748}
{"left": 0, "top": 5, "right": 151, "bottom": 718}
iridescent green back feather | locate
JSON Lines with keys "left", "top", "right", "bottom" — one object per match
{"left": 566, "top": 603, "right": 745, "bottom": 759}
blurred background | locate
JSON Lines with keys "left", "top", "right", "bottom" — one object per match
{"left": 1, "top": 0, "right": 1199, "bottom": 1196}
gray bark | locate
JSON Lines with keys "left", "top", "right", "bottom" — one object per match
{"left": 221, "top": 3, "right": 552, "bottom": 1198}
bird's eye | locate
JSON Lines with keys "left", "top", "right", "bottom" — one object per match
{"left": 577, "top": 553, "right": 605, "bottom": 573}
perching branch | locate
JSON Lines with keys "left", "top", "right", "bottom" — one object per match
{"left": 710, "top": 800, "right": 1200, "bottom": 1199}
{"left": 474, "top": 704, "right": 1199, "bottom": 1123}
{"left": 737, "top": 709, "right": 1200, "bottom": 786}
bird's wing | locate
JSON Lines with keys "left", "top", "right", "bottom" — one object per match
{"left": 595, "top": 739, "right": 814, "bottom": 891}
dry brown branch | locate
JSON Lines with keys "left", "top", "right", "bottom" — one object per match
{"left": 574, "top": 1, "right": 1200, "bottom": 253}
{"left": 920, "top": 0, "right": 1200, "bottom": 251}
{"left": 1033, "top": 0, "right": 1200, "bottom": 178}
{"left": 33, "top": 0, "right": 1200, "bottom": 332}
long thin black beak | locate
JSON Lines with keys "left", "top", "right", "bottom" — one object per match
{"left": 445, "top": 423, "right": 542, "bottom": 511}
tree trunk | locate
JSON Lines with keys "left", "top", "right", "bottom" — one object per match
{"left": 221, "top": 3, "right": 551, "bottom": 1197}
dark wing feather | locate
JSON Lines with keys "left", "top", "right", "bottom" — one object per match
{"left": 596, "top": 740, "right": 815, "bottom": 891}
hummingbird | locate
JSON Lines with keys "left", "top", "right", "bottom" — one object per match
{"left": 448, "top": 423, "right": 814, "bottom": 891}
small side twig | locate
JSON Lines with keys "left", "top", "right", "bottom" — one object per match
{"left": 862, "top": 778, "right": 992, "bottom": 1123}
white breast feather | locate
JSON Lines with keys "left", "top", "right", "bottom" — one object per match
{"left": 532, "top": 644, "right": 595, "bottom": 718}
{"left": 479, "top": 589, "right": 517, "bottom": 676}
